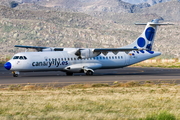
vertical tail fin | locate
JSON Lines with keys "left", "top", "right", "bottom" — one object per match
{"left": 122, "top": 19, "right": 173, "bottom": 51}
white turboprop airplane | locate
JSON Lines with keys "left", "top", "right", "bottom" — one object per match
{"left": 4, "top": 19, "right": 172, "bottom": 77}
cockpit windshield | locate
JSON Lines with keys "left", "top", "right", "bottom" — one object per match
{"left": 13, "top": 56, "right": 19, "bottom": 59}
{"left": 13, "top": 56, "right": 27, "bottom": 60}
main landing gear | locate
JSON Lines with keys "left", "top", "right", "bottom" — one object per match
{"left": 66, "top": 70, "right": 94, "bottom": 76}
{"left": 65, "top": 68, "right": 94, "bottom": 76}
{"left": 83, "top": 67, "right": 94, "bottom": 76}
{"left": 85, "top": 70, "right": 94, "bottom": 76}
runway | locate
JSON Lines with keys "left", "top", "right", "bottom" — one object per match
{"left": 1, "top": 64, "right": 180, "bottom": 85}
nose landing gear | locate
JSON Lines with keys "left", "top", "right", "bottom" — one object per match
{"left": 12, "top": 71, "right": 19, "bottom": 77}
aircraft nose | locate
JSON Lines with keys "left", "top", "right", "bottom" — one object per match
{"left": 4, "top": 62, "right": 12, "bottom": 70}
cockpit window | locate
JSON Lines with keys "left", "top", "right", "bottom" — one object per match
{"left": 13, "top": 56, "right": 19, "bottom": 59}
{"left": 19, "top": 56, "right": 23, "bottom": 60}
{"left": 24, "top": 56, "right": 27, "bottom": 60}
{"left": 13, "top": 56, "right": 27, "bottom": 60}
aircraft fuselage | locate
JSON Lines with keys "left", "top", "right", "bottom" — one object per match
{"left": 7, "top": 50, "right": 160, "bottom": 73}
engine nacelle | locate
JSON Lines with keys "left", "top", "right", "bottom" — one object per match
{"left": 75, "top": 49, "right": 100, "bottom": 59}
{"left": 42, "top": 48, "right": 54, "bottom": 52}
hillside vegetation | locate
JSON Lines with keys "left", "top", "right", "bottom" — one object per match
{"left": 0, "top": 1, "right": 180, "bottom": 59}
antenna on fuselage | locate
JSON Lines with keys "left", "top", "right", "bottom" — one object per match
{"left": 25, "top": 48, "right": 29, "bottom": 52}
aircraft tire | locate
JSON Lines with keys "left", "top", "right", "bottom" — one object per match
{"left": 86, "top": 70, "right": 93, "bottom": 76}
{"left": 13, "top": 74, "right": 18, "bottom": 77}
{"left": 66, "top": 72, "right": 73, "bottom": 76}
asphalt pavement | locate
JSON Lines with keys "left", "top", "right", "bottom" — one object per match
{"left": 1, "top": 64, "right": 180, "bottom": 85}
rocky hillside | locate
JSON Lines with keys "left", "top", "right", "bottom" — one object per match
{"left": 122, "top": 0, "right": 172, "bottom": 5}
{"left": 1, "top": 0, "right": 150, "bottom": 13}
{"left": 4, "top": 0, "right": 180, "bottom": 22}
{"left": 0, "top": 1, "right": 179, "bottom": 60}
{"left": 135, "top": 1, "right": 180, "bottom": 21}
{"left": 0, "top": 5, "right": 137, "bottom": 57}
{"left": 0, "top": 4, "right": 179, "bottom": 59}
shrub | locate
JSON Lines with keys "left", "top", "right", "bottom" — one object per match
{"left": 144, "top": 111, "right": 176, "bottom": 120}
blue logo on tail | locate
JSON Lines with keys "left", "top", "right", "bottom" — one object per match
{"left": 145, "top": 27, "right": 155, "bottom": 41}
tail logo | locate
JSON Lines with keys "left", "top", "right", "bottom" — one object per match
{"left": 137, "top": 37, "right": 146, "bottom": 47}
{"left": 145, "top": 27, "right": 155, "bottom": 41}
{"left": 125, "top": 19, "right": 172, "bottom": 52}
{"left": 137, "top": 27, "right": 155, "bottom": 51}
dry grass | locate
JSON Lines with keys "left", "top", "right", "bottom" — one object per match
{"left": 132, "top": 61, "right": 180, "bottom": 68}
{"left": 0, "top": 82, "right": 180, "bottom": 119}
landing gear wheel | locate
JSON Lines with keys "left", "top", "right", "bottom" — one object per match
{"left": 86, "top": 70, "right": 93, "bottom": 76}
{"left": 12, "top": 71, "right": 19, "bottom": 77}
{"left": 13, "top": 74, "right": 18, "bottom": 77}
{"left": 66, "top": 72, "right": 73, "bottom": 76}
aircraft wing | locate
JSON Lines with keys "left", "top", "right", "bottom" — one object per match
{"left": 14, "top": 45, "right": 64, "bottom": 51}
{"left": 93, "top": 48, "right": 144, "bottom": 55}
{"left": 93, "top": 48, "right": 143, "bottom": 52}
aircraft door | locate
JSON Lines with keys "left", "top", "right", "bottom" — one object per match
{"left": 125, "top": 52, "right": 138, "bottom": 66}
{"left": 125, "top": 53, "right": 130, "bottom": 66}
{"left": 126, "top": 52, "right": 138, "bottom": 65}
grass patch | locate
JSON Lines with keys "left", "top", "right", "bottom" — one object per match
{"left": 63, "top": 83, "right": 110, "bottom": 89}
{"left": 132, "top": 61, "right": 180, "bottom": 68}
{"left": 113, "top": 81, "right": 141, "bottom": 87}
{"left": 0, "top": 82, "right": 180, "bottom": 119}
{"left": 144, "top": 111, "right": 176, "bottom": 120}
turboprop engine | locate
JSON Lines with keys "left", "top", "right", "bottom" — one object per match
{"left": 42, "top": 47, "right": 54, "bottom": 52}
{"left": 75, "top": 49, "right": 100, "bottom": 59}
